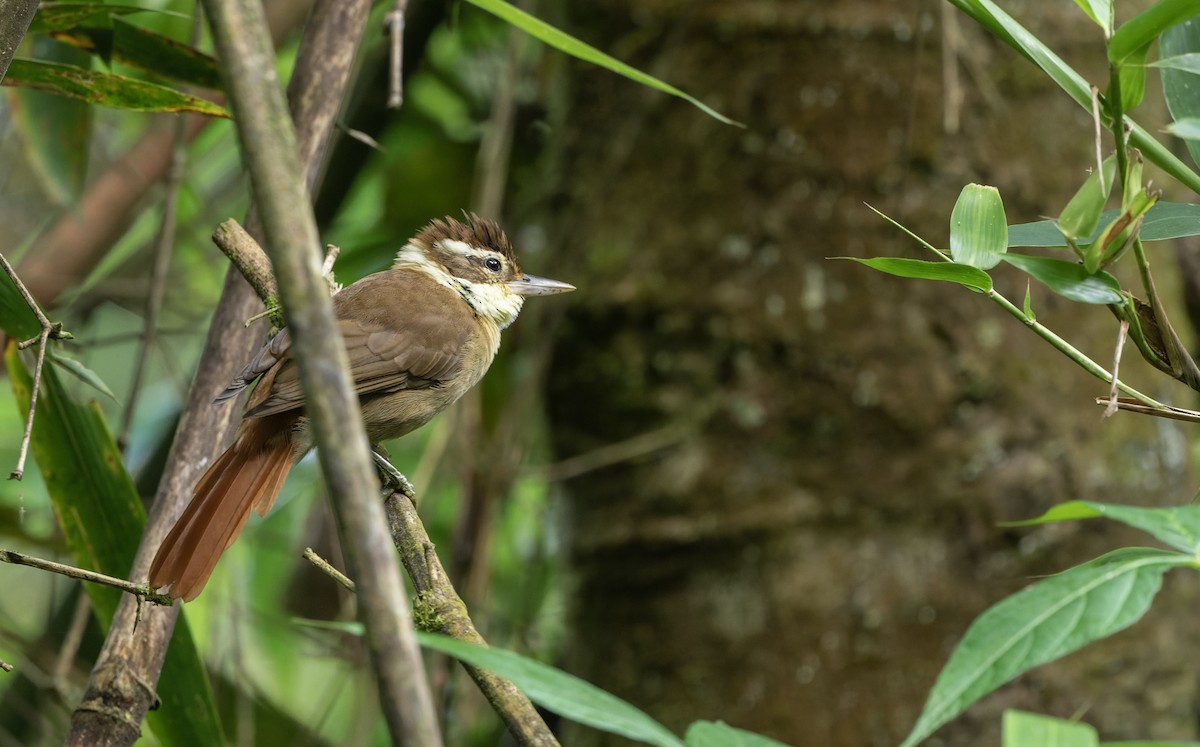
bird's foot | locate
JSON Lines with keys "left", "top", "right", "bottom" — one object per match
{"left": 371, "top": 449, "right": 416, "bottom": 499}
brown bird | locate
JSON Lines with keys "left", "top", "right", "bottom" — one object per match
{"left": 149, "top": 215, "right": 574, "bottom": 601}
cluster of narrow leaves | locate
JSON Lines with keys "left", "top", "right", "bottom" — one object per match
{"left": 846, "top": 1, "right": 1200, "bottom": 746}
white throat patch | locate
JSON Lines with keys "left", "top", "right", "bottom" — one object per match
{"left": 393, "top": 242, "right": 525, "bottom": 329}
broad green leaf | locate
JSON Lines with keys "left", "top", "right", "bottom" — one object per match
{"left": 1072, "top": 0, "right": 1113, "bottom": 35}
{"left": 50, "top": 19, "right": 222, "bottom": 90}
{"left": 1148, "top": 52, "right": 1200, "bottom": 74}
{"left": 1003, "top": 711, "right": 1098, "bottom": 747}
{"left": 948, "top": 0, "right": 1200, "bottom": 195}
{"left": 1058, "top": 155, "right": 1117, "bottom": 243}
{"left": 950, "top": 184, "right": 1008, "bottom": 269}
{"left": 685, "top": 721, "right": 792, "bottom": 747}
{"left": 1011, "top": 202, "right": 1200, "bottom": 247}
{"left": 1161, "top": 18, "right": 1200, "bottom": 170}
{"left": 1166, "top": 117, "right": 1200, "bottom": 140}
{"left": 417, "top": 633, "right": 685, "bottom": 747}
{"left": 464, "top": 0, "right": 738, "bottom": 127}
{"left": 835, "top": 258, "right": 993, "bottom": 292}
{"left": 1109, "top": 0, "right": 1200, "bottom": 66}
{"left": 2, "top": 58, "right": 228, "bottom": 116}
{"left": 6, "top": 36, "right": 93, "bottom": 203}
{"left": 1005, "top": 500, "right": 1200, "bottom": 554}
{"left": 1001, "top": 254, "right": 1122, "bottom": 304}
{"left": 900, "top": 547, "right": 1191, "bottom": 747}
{"left": 6, "top": 342, "right": 223, "bottom": 747}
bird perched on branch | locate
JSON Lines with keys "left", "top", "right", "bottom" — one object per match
{"left": 149, "top": 214, "right": 574, "bottom": 601}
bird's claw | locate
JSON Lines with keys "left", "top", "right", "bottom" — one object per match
{"left": 371, "top": 450, "right": 416, "bottom": 499}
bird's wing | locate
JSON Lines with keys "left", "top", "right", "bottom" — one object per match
{"left": 241, "top": 269, "right": 475, "bottom": 419}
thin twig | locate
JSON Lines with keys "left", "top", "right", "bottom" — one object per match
{"left": 54, "top": 593, "right": 93, "bottom": 690}
{"left": 1094, "top": 398, "right": 1200, "bottom": 423}
{"left": 213, "top": 219, "right": 278, "bottom": 302}
{"left": 0, "top": 549, "right": 174, "bottom": 606}
{"left": 1091, "top": 86, "right": 1105, "bottom": 193}
{"left": 0, "top": 252, "right": 71, "bottom": 480}
{"left": 385, "top": 0, "right": 408, "bottom": 109}
{"left": 0, "top": 659, "right": 12, "bottom": 673}
{"left": 1104, "top": 320, "right": 1129, "bottom": 418}
{"left": 303, "top": 547, "right": 355, "bottom": 591}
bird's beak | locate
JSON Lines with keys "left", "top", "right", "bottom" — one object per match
{"left": 508, "top": 274, "right": 576, "bottom": 296}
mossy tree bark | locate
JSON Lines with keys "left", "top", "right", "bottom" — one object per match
{"left": 536, "top": 2, "right": 1199, "bottom": 744}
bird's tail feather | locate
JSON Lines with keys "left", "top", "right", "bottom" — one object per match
{"left": 149, "top": 418, "right": 293, "bottom": 601}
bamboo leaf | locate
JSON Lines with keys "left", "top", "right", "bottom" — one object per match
{"left": 835, "top": 258, "right": 993, "bottom": 292}
{"left": 901, "top": 548, "right": 1191, "bottom": 747}
{"left": 1004, "top": 500, "right": 1200, "bottom": 554}
{"left": 2, "top": 58, "right": 228, "bottom": 116}
{"left": 464, "top": 0, "right": 738, "bottom": 126}
{"left": 1002, "top": 254, "right": 1122, "bottom": 304}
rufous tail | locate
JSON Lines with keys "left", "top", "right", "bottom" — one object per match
{"left": 149, "top": 417, "right": 294, "bottom": 601}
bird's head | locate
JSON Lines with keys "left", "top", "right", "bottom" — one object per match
{"left": 396, "top": 214, "right": 575, "bottom": 328}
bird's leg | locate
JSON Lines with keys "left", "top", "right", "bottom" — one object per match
{"left": 370, "top": 444, "right": 416, "bottom": 499}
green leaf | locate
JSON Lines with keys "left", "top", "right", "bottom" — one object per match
{"left": 1116, "top": 41, "right": 1150, "bottom": 111}
{"left": 1004, "top": 500, "right": 1200, "bottom": 554}
{"left": 6, "top": 36, "right": 93, "bottom": 203}
{"left": 417, "top": 633, "right": 685, "bottom": 747}
{"left": 50, "top": 19, "right": 222, "bottom": 90}
{"left": 950, "top": 184, "right": 1008, "bottom": 269}
{"left": 1001, "top": 254, "right": 1122, "bottom": 304}
{"left": 28, "top": 4, "right": 170, "bottom": 34}
{"left": 1058, "top": 155, "right": 1117, "bottom": 243}
{"left": 1109, "top": 0, "right": 1200, "bottom": 66}
{"left": 900, "top": 547, "right": 1191, "bottom": 747}
{"left": 1166, "top": 117, "right": 1200, "bottom": 140}
{"left": 1072, "top": 0, "right": 1113, "bottom": 35}
{"left": 1161, "top": 18, "right": 1200, "bottom": 170}
{"left": 1003, "top": 711, "right": 1098, "bottom": 747}
{"left": 1148, "top": 51, "right": 1200, "bottom": 74}
{"left": 685, "top": 721, "right": 792, "bottom": 747}
{"left": 6, "top": 343, "right": 224, "bottom": 747}
{"left": 0, "top": 267, "right": 44, "bottom": 341}
{"left": 1011, "top": 202, "right": 1200, "bottom": 246}
{"left": 948, "top": 0, "right": 1200, "bottom": 195}
{"left": 47, "top": 348, "right": 117, "bottom": 401}
{"left": 464, "top": 0, "right": 739, "bottom": 127}
{"left": 835, "top": 257, "right": 993, "bottom": 292}
{"left": 2, "top": 58, "right": 228, "bottom": 116}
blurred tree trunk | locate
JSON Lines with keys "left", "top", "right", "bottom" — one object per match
{"left": 535, "top": 2, "right": 1199, "bottom": 745}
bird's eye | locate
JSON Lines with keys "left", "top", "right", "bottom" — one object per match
{"left": 485, "top": 257, "right": 502, "bottom": 272}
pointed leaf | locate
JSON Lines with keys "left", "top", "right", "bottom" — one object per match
{"left": 1002, "top": 711, "right": 1098, "bottom": 747}
{"left": 685, "top": 721, "right": 792, "bottom": 747}
{"left": 417, "top": 633, "right": 686, "bottom": 747}
{"left": 1058, "top": 155, "right": 1117, "bottom": 242}
{"left": 900, "top": 548, "right": 1190, "bottom": 747}
{"left": 950, "top": 184, "right": 1008, "bottom": 269}
{"left": 1166, "top": 117, "right": 1200, "bottom": 140}
{"left": 2, "top": 58, "right": 228, "bottom": 116}
{"left": 1004, "top": 500, "right": 1200, "bottom": 554}
{"left": 47, "top": 348, "right": 117, "bottom": 401}
{"left": 1002, "top": 254, "right": 1122, "bottom": 304}
{"left": 1147, "top": 51, "right": 1200, "bottom": 74}
{"left": 1115, "top": 42, "right": 1150, "bottom": 111}
{"left": 464, "top": 0, "right": 738, "bottom": 126}
{"left": 1011, "top": 202, "right": 1200, "bottom": 246}
{"left": 835, "top": 258, "right": 992, "bottom": 292}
